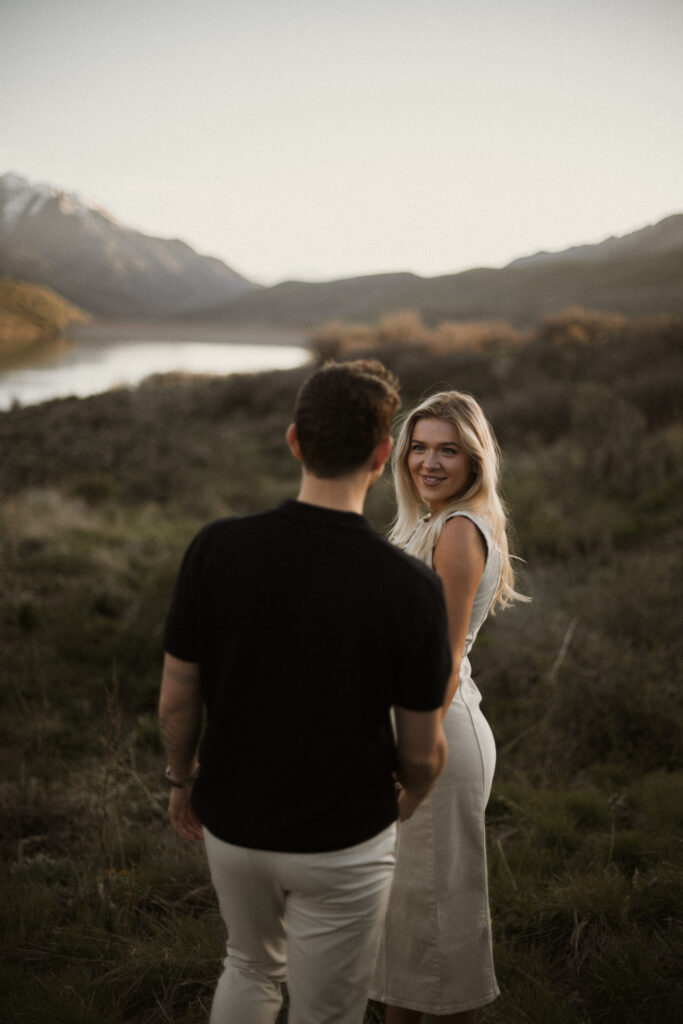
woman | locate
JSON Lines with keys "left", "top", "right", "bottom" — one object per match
{"left": 370, "top": 391, "right": 528, "bottom": 1023}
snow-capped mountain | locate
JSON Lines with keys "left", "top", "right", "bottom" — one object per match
{"left": 0, "top": 173, "right": 259, "bottom": 318}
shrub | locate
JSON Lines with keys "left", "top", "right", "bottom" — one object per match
{"left": 537, "top": 307, "right": 628, "bottom": 346}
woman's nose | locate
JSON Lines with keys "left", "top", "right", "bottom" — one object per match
{"left": 424, "top": 450, "right": 440, "bottom": 468}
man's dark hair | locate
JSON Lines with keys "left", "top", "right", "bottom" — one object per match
{"left": 294, "top": 359, "right": 401, "bottom": 478}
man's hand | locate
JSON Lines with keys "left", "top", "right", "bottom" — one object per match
{"left": 396, "top": 784, "right": 425, "bottom": 822}
{"left": 169, "top": 785, "right": 204, "bottom": 841}
{"left": 393, "top": 705, "right": 447, "bottom": 819}
{"left": 393, "top": 773, "right": 425, "bottom": 822}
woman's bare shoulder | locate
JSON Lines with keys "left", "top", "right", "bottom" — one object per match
{"left": 435, "top": 514, "right": 487, "bottom": 568}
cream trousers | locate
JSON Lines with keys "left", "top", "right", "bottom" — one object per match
{"left": 204, "top": 824, "right": 397, "bottom": 1024}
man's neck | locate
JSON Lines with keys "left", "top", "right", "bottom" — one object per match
{"left": 296, "top": 472, "right": 369, "bottom": 516}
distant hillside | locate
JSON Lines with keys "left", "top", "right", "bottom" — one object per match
{"left": 0, "top": 173, "right": 259, "bottom": 318}
{"left": 200, "top": 214, "right": 683, "bottom": 328}
{"left": 510, "top": 213, "right": 683, "bottom": 266}
{"left": 192, "top": 272, "right": 426, "bottom": 328}
{"left": 0, "top": 278, "right": 90, "bottom": 358}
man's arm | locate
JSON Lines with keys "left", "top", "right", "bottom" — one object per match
{"left": 393, "top": 706, "right": 447, "bottom": 821}
{"left": 158, "top": 653, "right": 204, "bottom": 841}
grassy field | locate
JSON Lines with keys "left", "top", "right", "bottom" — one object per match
{"left": 1, "top": 308, "right": 681, "bottom": 1022}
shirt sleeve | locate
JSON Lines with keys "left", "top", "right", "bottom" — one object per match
{"left": 163, "top": 528, "right": 207, "bottom": 662}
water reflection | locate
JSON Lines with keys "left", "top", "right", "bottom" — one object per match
{"left": 0, "top": 326, "right": 312, "bottom": 411}
{"left": 0, "top": 333, "right": 77, "bottom": 373}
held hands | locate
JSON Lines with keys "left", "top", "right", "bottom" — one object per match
{"left": 394, "top": 773, "right": 424, "bottom": 822}
{"left": 168, "top": 786, "right": 204, "bottom": 841}
{"left": 397, "top": 785, "right": 424, "bottom": 821}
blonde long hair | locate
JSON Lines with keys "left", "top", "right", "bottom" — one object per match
{"left": 391, "top": 391, "right": 527, "bottom": 612}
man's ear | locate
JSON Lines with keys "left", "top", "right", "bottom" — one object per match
{"left": 372, "top": 435, "right": 393, "bottom": 473}
{"left": 286, "top": 423, "right": 302, "bottom": 461}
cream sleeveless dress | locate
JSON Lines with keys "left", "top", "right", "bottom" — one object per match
{"left": 369, "top": 511, "right": 500, "bottom": 1015}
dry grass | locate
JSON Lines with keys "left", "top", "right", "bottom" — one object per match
{"left": 1, "top": 308, "right": 681, "bottom": 1021}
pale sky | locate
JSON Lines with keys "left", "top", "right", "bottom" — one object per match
{"left": 2, "top": 0, "right": 681, "bottom": 285}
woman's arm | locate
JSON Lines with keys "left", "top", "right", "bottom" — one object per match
{"left": 432, "top": 516, "right": 486, "bottom": 716}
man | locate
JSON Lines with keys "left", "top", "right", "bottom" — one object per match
{"left": 159, "top": 359, "right": 450, "bottom": 1024}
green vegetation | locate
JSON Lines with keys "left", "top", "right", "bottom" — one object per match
{"left": 1, "top": 307, "right": 681, "bottom": 1021}
{"left": 0, "top": 278, "right": 90, "bottom": 363}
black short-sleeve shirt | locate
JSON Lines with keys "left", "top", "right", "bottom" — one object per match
{"left": 164, "top": 499, "right": 450, "bottom": 852}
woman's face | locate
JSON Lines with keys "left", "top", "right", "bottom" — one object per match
{"left": 407, "top": 417, "right": 474, "bottom": 512}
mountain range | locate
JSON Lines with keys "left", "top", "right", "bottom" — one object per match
{"left": 1, "top": 172, "right": 681, "bottom": 326}
{"left": 0, "top": 173, "right": 258, "bottom": 318}
{"left": 202, "top": 214, "right": 683, "bottom": 327}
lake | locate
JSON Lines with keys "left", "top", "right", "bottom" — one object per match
{"left": 0, "top": 323, "right": 312, "bottom": 411}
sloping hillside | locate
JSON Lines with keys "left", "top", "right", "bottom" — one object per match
{"left": 0, "top": 278, "right": 90, "bottom": 359}
{"left": 200, "top": 215, "right": 683, "bottom": 328}
{"left": 511, "top": 212, "right": 683, "bottom": 265}
{"left": 0, "top": 173, "right": 259, "bottom": 318}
